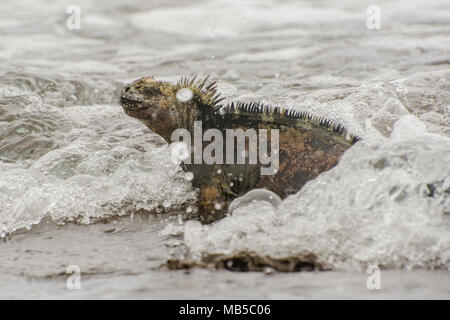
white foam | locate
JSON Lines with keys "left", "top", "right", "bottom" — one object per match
{"left": 181, "top": 120, "right": 450, "bottom": 271}
{"left": 0, "top": 101, "right": 196, "bottom": 234}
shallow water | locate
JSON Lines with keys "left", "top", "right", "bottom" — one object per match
{"left": 0, "top": 0, "right": 449, "bottom": 298}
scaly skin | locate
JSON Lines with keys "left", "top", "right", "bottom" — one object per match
{"left": 120, "top": 76, "right": 359, "bottom": 220}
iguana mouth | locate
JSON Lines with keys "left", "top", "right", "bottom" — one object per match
{"left": 120, "top": 96, "right": 145, "bottom": 110}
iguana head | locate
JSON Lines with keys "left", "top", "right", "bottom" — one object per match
{"left": 120, "top": 76, "right": 224, "bottom": 142}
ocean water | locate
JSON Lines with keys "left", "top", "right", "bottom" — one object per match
{"left": 0, "top": 0, "right": 449, "bottom": 299}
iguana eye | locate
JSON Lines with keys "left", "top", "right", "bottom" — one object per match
{"left": 144, "top": 88, "right": 158, "bottom": 95}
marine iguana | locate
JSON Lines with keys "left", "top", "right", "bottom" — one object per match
{"left": 120, "top": 76, "right": 359, "bottom": 220}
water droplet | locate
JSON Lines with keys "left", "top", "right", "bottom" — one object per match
{"left": 264, "top": 267, "right": 275, "bottom": 275}
{"left": 163, "top": 200, "right": 171, "bottom": 208}
{"left": 345, "top": 132, "right": 352, "bottom": 141}
{"left": 184, "top": 171, "right": 194, "bottom": 181}
{"left": 219, "top": 107, "right": 227, "bottom": 116}
{"left": 214, "top": 202, "right": 222, "bottom": 210}
{"left": 217, "top": 169, "right": 222, "bottom": 174}
{"left": 176, "top": 88, "right": 193, "bottom": 102}
{"left": 228, "top": 189, "right": 282, "bottom": 213}
{"left": 170, "top": 142, "right": 190, "bottom": 165}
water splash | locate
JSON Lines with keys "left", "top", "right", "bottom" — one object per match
{"left": 0, "top": 75, "right": 197, "bottom": 234}
{"left": 174, "top": 116, "right": 450, "bottom": 271}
